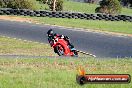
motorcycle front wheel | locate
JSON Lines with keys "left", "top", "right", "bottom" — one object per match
{"left": 54, "top": 45, "right": 65, "bottom": 56}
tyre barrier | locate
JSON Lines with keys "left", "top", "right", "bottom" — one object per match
{"left": 0, "top": 8, "right": 132, "bottom": 22}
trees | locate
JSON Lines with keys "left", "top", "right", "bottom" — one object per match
{"left": 0, "top": 0, "right": 35, "bottom": 9}
{"left": 120, "top": 0, "right": 132, "bottom": 7}
{"left": 48, "top": 0, "right": 63, "bottom": 11}
{"left": 38, "top": 0, "right": 63, "bottom": 11}
{"left": 95, "top": 0, "right": 122, "bottom": 15}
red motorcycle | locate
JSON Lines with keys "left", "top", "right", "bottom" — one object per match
{"left": 48, "top": 36, "right": 78, "bottom": 57}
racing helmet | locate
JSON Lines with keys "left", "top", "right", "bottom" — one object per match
{"left": 47, "top": 29, "right": 54, "bottom": 36}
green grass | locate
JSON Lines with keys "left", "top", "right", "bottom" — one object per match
{"left": 63, "top": 1, "right": 98, "bottom": 13}
{"left": 29, "top": 0, "right": 49, "bottom": 10}
{"left": 24, "top": 16, "right": 132, "bottom": 34}
{"left": 0, "top": 57, "right": 131, "bottom": 88}
{"left": 121, "top": 7, "right": 132, "bottom": 16}
{"left": 0, "top": 36, "right": 56, "bottom": 56}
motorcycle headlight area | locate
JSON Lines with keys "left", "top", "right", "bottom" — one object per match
{"left": 54, "top": 38, "right": 58, "bottom": 42}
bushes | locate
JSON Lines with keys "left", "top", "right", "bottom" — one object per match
{"left": 36, "top": 0, "right": 47, "bottom": 4}
{"left": 56, "top": 0, "right": 63, "bottom": 11}
{"left": 95, "top": 0, "right": 122, "bottom": 15}
{"left": 0, "top": 0, "right": 35, "bottom": 9}
{"left": 0, "top": 0, "right": 6, "bottom": 8}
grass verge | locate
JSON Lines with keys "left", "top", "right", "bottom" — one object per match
{"left": 0, "top": 57, "right": 131, "bottom": 88}
{"left": 22, "top": 16, "right": 132, "bottom": 35}
{"left": 0, "top": 36, "right": 56, "bottom": 56}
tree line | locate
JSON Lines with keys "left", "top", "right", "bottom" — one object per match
{"left": 0, "top": 0, "right": 131, "bottom": 15}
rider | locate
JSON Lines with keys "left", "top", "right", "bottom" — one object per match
{"left": 47, "top": 29, "right": 74, "bottom": 50}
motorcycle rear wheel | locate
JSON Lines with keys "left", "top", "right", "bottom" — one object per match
{"left": 72, "top": 50, "right": 78, "bottom": 57}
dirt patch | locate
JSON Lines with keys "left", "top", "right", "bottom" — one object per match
{"left": 0, "top": 15, "right": 37, "bottom": 23}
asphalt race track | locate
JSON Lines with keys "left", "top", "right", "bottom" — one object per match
{"left": 0, "top": 20, "right": 132, "bottom": 58}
